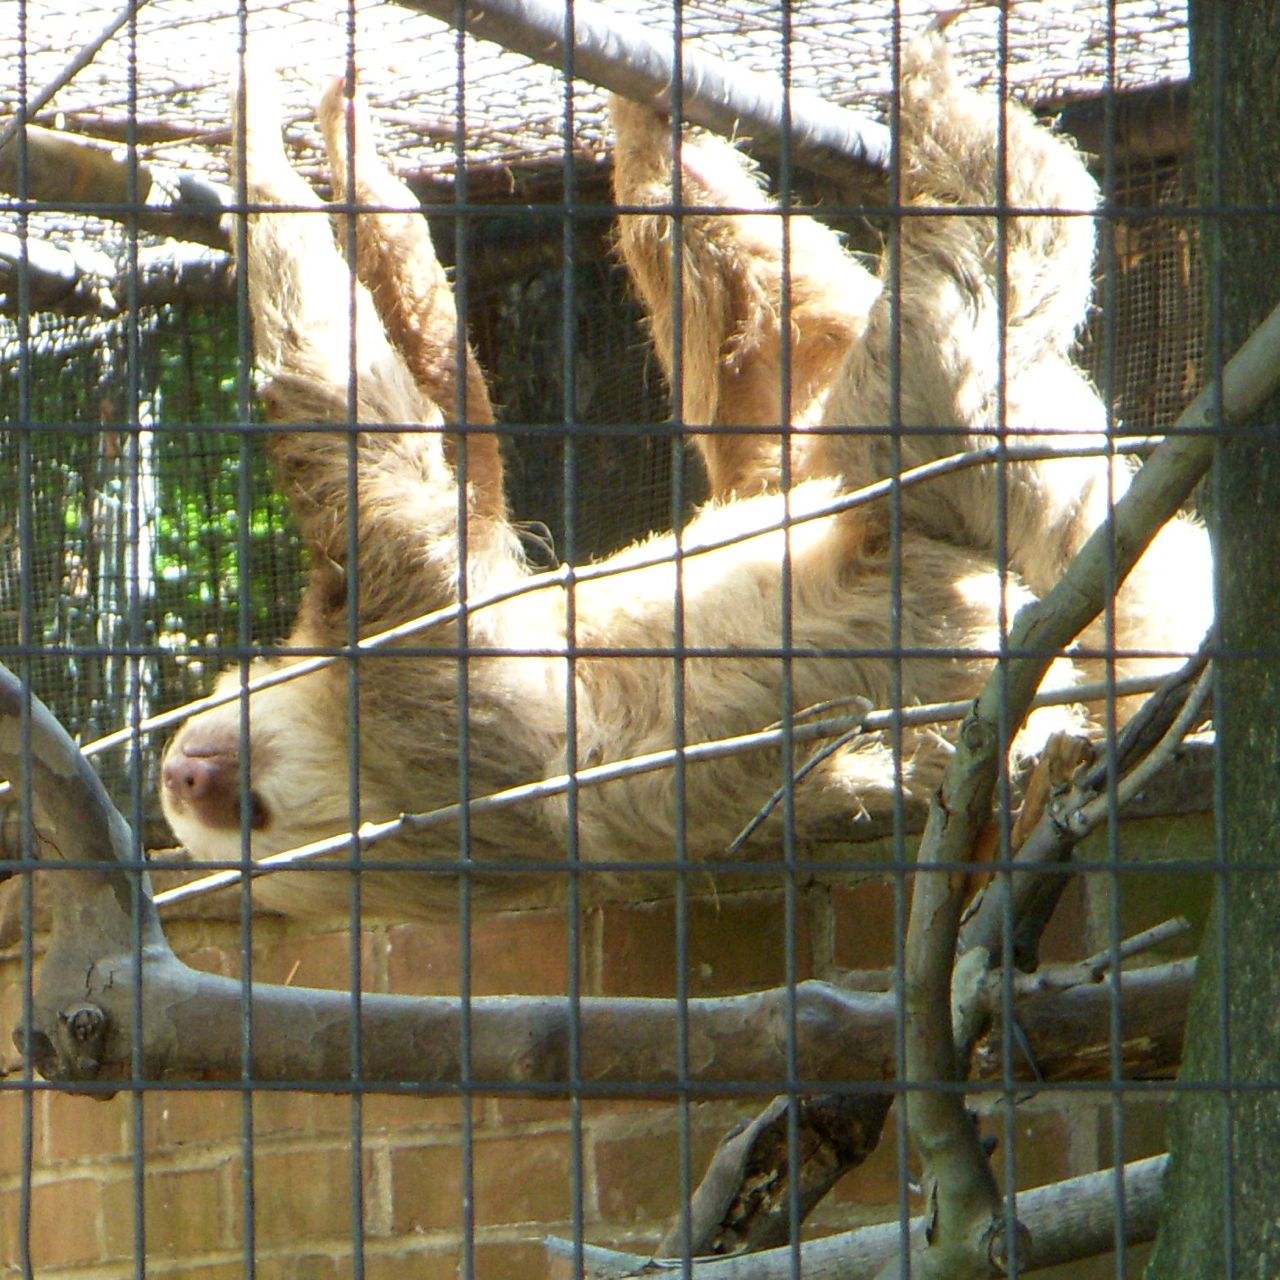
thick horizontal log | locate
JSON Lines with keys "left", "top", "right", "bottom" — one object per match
{"left": 14, "top": 948, "right": 1190, "bottom": 1094}
{"left": 0, "top": 233, "right": 233, "bottom": 316}
{"left": 0, "top": 125, "right": 231, "bottom": 247}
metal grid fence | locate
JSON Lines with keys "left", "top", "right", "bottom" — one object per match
{"left": 0, "top": 3, "right": 1272, "bottom": 1279}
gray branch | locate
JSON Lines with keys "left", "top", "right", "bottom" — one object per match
{"left": 890, "top": 292, "right": 1280, "bottom": 1274}
{"left": 393, "top": 0, "right": 891, "bottom": 179}
{"left": 0, "top": 124, "right": 232, "bottom": 249}
{"left": 0, "top": 653, "right": 1190, "bottom": 1090}
{"left": 549, "top": 1154, "right": 1168, "bottom": 1280}
{"left": 0, "top": 232, "right": 233, "bottom": 316}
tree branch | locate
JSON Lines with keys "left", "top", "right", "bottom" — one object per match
{"left": 0, "top": 124, "right": 232, "bottom": 249}
{"left": 0, "top": 233, "right": 234, "bottom": 316}
{"left": 548, "top": 1154, "right": 1169, "bottom": 1280}
{"left": 655, "top": 1093, "right": 893, "bottom": 1257}
{"left": 1, "top": 663, "right": 1189, "bottom": 1091}
{"left": 893, "top": 293, "right": 1280, "bottom": 1276}
{"left": 393, "top": 0, "right": 891, "bottom": 181}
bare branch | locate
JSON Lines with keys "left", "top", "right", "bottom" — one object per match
{"left": 393, "top": 0, "right": 890, "bottom": 181}
{"left": 656, "top": 1094, "right": 893, "bottom": 1257}
{"left": 900, "top": 787, "right": 1003, "bottom": 1278}
{"left": 0, "top": 234, "right": 234, "bottom": 316}
{"left": 1080, "top": 916, "right": 1190, "bottom": 979}
{"left": 0, "top": 667, "right": 171, "bottom": 1082}
{"left": 1067, "top": 665, "right": 1213, "bottom": 837}
{"left": 549, "top": 1154, "right": 1168, "bottom": 1280}
{"left": 10, "top": 947, "right": 1190, "bottom": 1092}
{"left": 886, "top": 267, "right": 1280, "bottom": 1280}
{"left": 0, "top": 125, "right": 232, "bottom": 248}
{"left": 957, "top": 641, "right": 1211, "bottom": 984}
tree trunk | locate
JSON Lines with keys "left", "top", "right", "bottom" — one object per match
{"left": 1146, "top": 4, "right": 1280, "bottom": 1274}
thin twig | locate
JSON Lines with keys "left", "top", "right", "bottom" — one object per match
{"left": 1067, "top": 666, "right": 1213, "bottom": 837}
{"left": 1080, "top": 916, "right": 1191, "bottom": 980}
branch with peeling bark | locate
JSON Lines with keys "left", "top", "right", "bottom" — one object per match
{"left": 551, "top": 1155, "right": 1169, "bottom": 1280}
{"left": 0, "top": 636, "right": 1191, "bottom": 1094}
{"left": 884, "top": 308, "right": 1280, "bottom": 1276}
{"left": 662, "top": 647, "right": 1208, "bottom": 1262}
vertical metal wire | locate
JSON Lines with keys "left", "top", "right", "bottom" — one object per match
{"left": 664, "top": 3, "right": 694, "bottom": 1272}
{"left": 338, "top": 8, "right": 369, "bottom": 1272}
{"left": 992, "top": 6, "right": 1022, "bottom": 1273}
{"left": 230, "top": 4, "right": 259, "bottom": 1269}
{"left": 450, "top": 8, "right": 479, "bottom": 1280}
{"left": 11, "top": 3, "right": 36, "bottom": 1275}
{"left": 1097, "top": 6, "right": 1133, "bottom": 1275}
{"left": 772, "top": 1, "right": 803, "bottom": 1272}
{"left": 1204, "top": 3, "right": 1235, "bottom": 1273}
{"left": 119, "top": 8, "right": 150, "bottom": 1276}
{"left": 886, "top": 2, "right": 912, "bottom": 1261}
{"left": 556, "top": 3, "right": 588, "bottom": 1276}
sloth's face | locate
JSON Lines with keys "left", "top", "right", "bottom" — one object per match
{"left": 160, "top": 658, "right": 348, "bottom": 864}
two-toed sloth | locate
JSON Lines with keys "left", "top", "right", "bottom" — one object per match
{"left": 160, "top": 33, "right": 1211, "bottom": 919}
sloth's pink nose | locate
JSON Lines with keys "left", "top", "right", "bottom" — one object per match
{"left": 163, "top": 752, "right": 224, "bottom": 801}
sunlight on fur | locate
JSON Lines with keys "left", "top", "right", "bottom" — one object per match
{"left": 159, "top": 32, "right": 1212, "bottom": 920}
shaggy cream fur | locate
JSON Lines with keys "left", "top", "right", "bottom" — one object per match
{"left": 160, "top": 35, "right": 1211, "bottom": 919}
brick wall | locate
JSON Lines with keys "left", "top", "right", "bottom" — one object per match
{"left": 0, "top": 860, "right": 1176, "bottom": 1280}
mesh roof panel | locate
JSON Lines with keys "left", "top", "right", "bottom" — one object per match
{"left": 3, "top": 0, "right": 1188, "bottom": 194}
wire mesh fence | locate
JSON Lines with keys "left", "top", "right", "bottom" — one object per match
{"left": 0, "top": 1, "right": 1267, "bottom": 1278}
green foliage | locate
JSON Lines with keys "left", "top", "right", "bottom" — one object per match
{"left": 0, "top": 302, "right": 305, "bottom": 814}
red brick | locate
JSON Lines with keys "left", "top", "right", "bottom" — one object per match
{"left": 598, "top": 890, "right": 813, "bottom": 997}
{"left": 143, "top": 1090, "right": 242, "bottom": 1152}
{"left": 0, "top": 1091, "right": 33, "bottom": 1175}
{"left": 383, "top": 920, "right": 463, "bottom": 996}
{"left": 391, "top": 1130, "right": 579, "bottom": 1234}
{"left": 150, "top": 1264, "right": 245, "bottom": 1280}
{"left": 389, "top": 1142, "right": 463, "bottom": 1234}
{"left": 364, "top": 1090, "right": 467, "bottom": 1132}
{"left": 472, "top": 1132, "right": 579, "bottom": 1227}
{"left": 252, "top": 1251, "right": 346, "bottom": 1280}
{"left": 471, "top": 1238, "right": 559, "bottom": 1280}
{"left": 0, "top": 1189, "right": 20, "bottom": 1266}
{"left": 0, "top": 970, "right": 33, "bottom": 1078}
{"left": 591, "top": 1107, "right": 728, "bottom": 1227}
{"left": 41, "top": 1090, "right": 130, "bottom": 1163}
{"left": 251, "top": 1146, "right": 370, "bottom": 1248}
{"left": 248, "top": 928, "right": 379, "bottom": 992}
{"left": 486, "top": 1094, "right": 577, "bottom": 1129}
{"left": 364, "top": 1242, "right": 459, "bottom": 1280}
{"left": 27, "top": 1175, "right": 105, "bottom": 1268}
{"left": 385, "top": 909, "right": 575, "bottom": 997}
{"left": 252, "top": 1090, "right": 320, "bottom": 1139}
{"left": 829, "top": 879, "right": 902, "bottom": 972}
{"left": 102, "top": 1166, "right": 233, "bottom": 1260}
